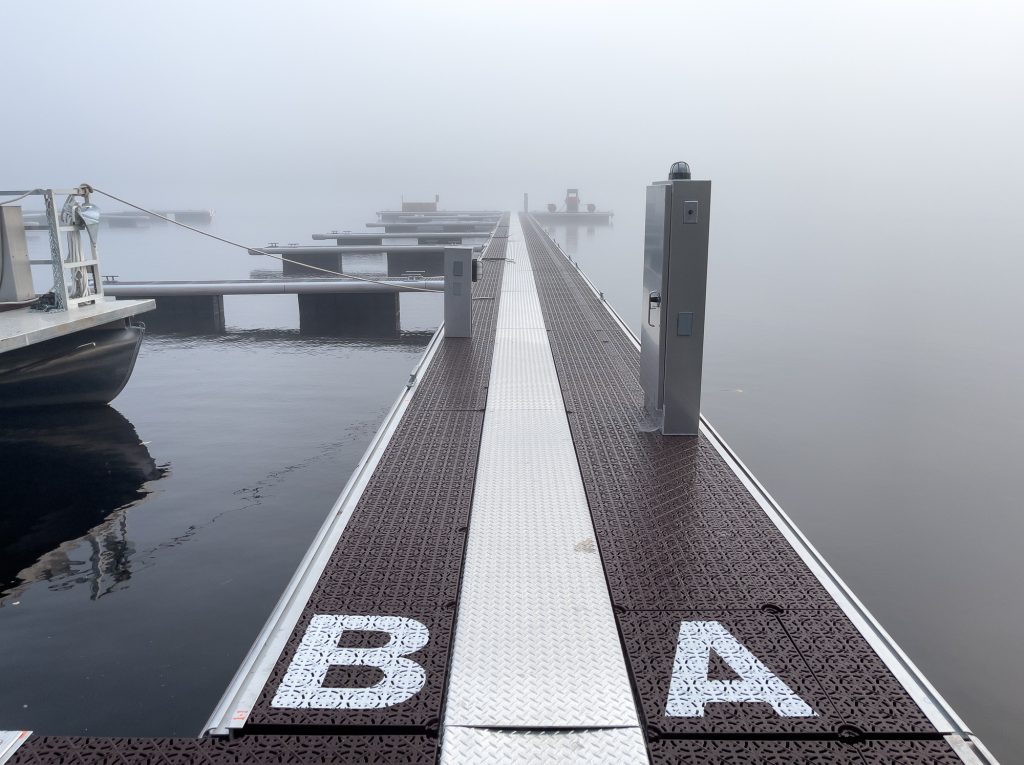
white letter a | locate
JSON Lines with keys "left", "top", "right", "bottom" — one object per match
{"left": 665, "top": 620, "right": 816, "bottom": 717}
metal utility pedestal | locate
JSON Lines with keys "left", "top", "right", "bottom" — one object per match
{"left": 639, "top": 162, "right": 712, "bottom": 435}
{"left": 444, "top": 247, "right": 472, "bottom": 338}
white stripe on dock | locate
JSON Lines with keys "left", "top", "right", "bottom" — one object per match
{"left": 440, "top": 214, "right": 645, "bottom": 762}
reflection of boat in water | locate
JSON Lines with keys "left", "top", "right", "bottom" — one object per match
{"left": 0, "top": 322, "right": 144, "bottom": 408}
{"left": 0, "top": 406, "right": 167, "bottom": 600}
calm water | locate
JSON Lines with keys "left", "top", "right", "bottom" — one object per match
{"left": 0, "top": 204, "right": 1019, "bottom": 760}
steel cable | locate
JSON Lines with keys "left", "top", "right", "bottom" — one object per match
{"left": 0, "top": 190, "right": 40, "bottom": 206}
{"left": 87, "top": 186, "right": 443, "bottom": 293}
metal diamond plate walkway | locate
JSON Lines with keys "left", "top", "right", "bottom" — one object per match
{"left": 439, "top": 214, "right": 645, "bottom": 759}
{"left": 0, "top": 213, "right": 997, "bottom": 764}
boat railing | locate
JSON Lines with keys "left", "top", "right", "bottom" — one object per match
{"left": 0, "top": 186, "right": 106, "bottom": 311}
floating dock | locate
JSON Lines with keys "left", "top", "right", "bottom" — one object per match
{"left": 366, "top": 221, "right": 497, "bottom": 233}
{"left": 530, "top": 209, "right": 614, "bottom": 225}
{"left": 1, "top": 214, "right": 996, "bottom": 763}
{"left": 255, "top": 243, "right": 484, "bottom": 277}
{"left": 311, "top": 232, "right": 490, "bottom": 243}
{"left": 376, "top": 210, "right": 503, "bottom": 224}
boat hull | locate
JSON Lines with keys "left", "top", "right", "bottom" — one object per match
{"left": 0, "top": 321, "right": 144, "bottom": 408}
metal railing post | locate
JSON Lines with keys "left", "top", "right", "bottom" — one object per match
{"left": 42, "top": 189, "right": 69, "bottom": 310}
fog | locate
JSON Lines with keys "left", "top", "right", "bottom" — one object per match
{"left": 5, "top": 2, "right": 1024, "bottom": 284}
{"left": 5, "top": 1, "right": 1020, "bottom": 209}
{"left": 5, "top": 0, "right": 1024, "bottom": 757}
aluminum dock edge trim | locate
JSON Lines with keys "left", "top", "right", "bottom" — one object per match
{"left": 697, "top": 417, "right": 978, "bottom": 736}
{"left": 202, "top": 324, "right": 447, "bottom": 737}
{"left": 946, "top": 734, "right": 1002, "bottom": 765}
{"left": 546, "top": 236, "right": 637, "bottom": 346}
{"left": 477, "top": 220, "right": 501, "bottom": 258}
{"left": 0, "top": 732, "right": 30, "bottom": 765}
{"left": 529, "top": 215, "right": 998, "bottom": 764}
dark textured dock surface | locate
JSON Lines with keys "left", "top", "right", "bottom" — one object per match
{"left": 243, "top": 217, "right": 506, "bottom": 733}
{"left": 519, "top": 213, "right": 963, "bottom": 761}
{"left": 4, "top": 213, "right": 979, "bottom": 763}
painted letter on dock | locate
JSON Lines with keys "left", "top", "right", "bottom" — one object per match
{"left": 665, "top": 620, "right": 816, "bottom": 717}
{"left": 271, "top": 614, "right": 428, "bottom": 709}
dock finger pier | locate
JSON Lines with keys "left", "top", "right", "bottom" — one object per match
{"left": 0, "top": 168, "right": 998, "bottom": 764}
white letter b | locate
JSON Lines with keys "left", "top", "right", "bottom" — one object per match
{"left": 271, "top": 614, "right": 429, "bottom": 709}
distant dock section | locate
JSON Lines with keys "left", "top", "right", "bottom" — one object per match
{"left": 377, "top": 212, "right": 503, "bottom": 223}
{"left": 366, "top": 221, "right": 497, "bottom": 233}
{"left": 376, "top": 196, "right": 502, "bottom": 224}
{"left": 312, "top": 231, "right": 489, "bottom": 244}
{"left": 530, "top": 209, "right": 613, "bottom": 224}
{"left": 530, "top": 187, "right": 613, "bottom": 225}
{"left": 94, "top": 201, "right": 502, "bottom": 335}
{"left": 106, "top": 275, "right": 445, "bottom": 336}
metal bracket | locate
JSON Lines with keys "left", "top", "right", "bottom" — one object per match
{"left": 647, "top": 291, "right": 661, "bottom": 327}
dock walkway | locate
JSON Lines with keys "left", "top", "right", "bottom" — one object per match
{"left": 2, "top": 214, "right": 994, "bottom": 763}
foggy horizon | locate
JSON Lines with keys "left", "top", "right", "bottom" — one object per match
{"left": 7, "top": 2, "right": 1022, "bottom": 211}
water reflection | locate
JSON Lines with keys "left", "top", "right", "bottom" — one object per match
{"left": 540, "top": 223, "right": 600, "bottom": 257}
{"left": 0, "top": 407, "right": 167, "bottom": 601}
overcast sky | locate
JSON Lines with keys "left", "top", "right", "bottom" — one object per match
{"left": 5, "top": 0, "right": 1023, "bottom": 216}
